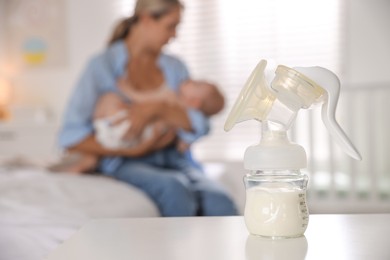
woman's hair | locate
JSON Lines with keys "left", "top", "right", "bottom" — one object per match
{"left": 108, "top": 0, "right": 183, "bottom": 45}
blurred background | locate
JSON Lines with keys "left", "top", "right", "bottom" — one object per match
{"left": 0, "top": 0, "right": 389, "bottom": 213}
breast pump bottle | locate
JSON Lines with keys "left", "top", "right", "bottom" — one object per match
{"left": 224, "top": 60, "right": 361, "bottom": 239}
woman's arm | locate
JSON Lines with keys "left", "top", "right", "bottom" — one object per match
{"left": 122, "top": 99, "right": 192, "bottom": 141}
{"left": 68, "top": 126, "right": 177, "bottom": 157}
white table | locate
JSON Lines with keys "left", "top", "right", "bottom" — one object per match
{"left": 46, "top": 214, "right": 390, "bottom": 260}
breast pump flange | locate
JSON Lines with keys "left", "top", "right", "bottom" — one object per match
{"left": 224, "top": 60, "right": 361, "bottom": 239}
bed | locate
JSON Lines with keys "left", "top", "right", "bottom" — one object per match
{"left": 0, "top": 166, "right": 159, "bottom": 260}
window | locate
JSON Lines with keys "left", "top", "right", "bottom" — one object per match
{"left": 168, "top": 0, "right": 344, "bottom": 161}
{"left": 118, "top": 0, "right": 344, "bottom": 162}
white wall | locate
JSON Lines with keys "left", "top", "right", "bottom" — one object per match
{"left": 0, "top": 0, "right": 127, "bottom": 123}
{"left": 1, "top": 0, "right": 389, "bottom": 122}
{"left": 342, "top": 0, "right": 390, "bottom": 85}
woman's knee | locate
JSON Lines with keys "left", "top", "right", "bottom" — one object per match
{"left": 156, "top": 175, "right": 198, "bottom": 216}
{"left": 114, "top": 163, "right": 198, "bottom": 216}
{"left": 199, "top": 186, "right": 238, "bottom": 216}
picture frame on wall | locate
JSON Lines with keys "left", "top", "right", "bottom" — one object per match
{"left": 3, "top": 0, "right": 68, "bottom": 68}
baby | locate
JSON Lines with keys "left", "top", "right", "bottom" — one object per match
{"left": 55, "top": 80, "right": 224, "bottom": 174}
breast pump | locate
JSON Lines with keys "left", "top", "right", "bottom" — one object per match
{"left": 224, "top": 60, "right": 361, "bottom": 239}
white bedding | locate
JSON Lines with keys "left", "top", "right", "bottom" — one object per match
{"left": 0, "top": 168, "right": 159, "bottom": 260}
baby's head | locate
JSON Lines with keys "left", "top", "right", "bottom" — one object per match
{"left": 180, "top": 80, "right": 225, "bottom": 116}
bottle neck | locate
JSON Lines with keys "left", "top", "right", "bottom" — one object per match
{"left": 244, "top": 120, "right": 307, "bottom": 170}
{"left": 260, "top": 121, "right": 289, "bottom": 144}
{"left": 264, "top": 99, "right": 298, "bottom": 130}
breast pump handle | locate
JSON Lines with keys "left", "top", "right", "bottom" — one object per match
{"left": 294, "top": 67, "right": 362, "bottom": 161}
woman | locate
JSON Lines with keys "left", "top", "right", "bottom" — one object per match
{"left": 59, "top": 0, "right": 237, "bottom": 216}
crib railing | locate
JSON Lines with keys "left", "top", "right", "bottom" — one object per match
{"left": 291, "top": 83, "right": 390, "bottom": 213}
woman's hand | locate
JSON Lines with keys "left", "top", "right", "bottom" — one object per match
{"left": 120, "top": 122, "right": 176, "bottom": 156}
{"left": 119, "top": 105, "right": 178, "bottom": 156}
{"left": 122, "top": 101, "right": 158, "bottom": 141}
{"left": 121, "top": 99, "right": 192, "bottom": 139}
{"left": 150, "top": 121, "right": 177, "bottom": 151}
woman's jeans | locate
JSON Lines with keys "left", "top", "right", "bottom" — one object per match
{"left": 107, "top": 159, "right": 238, "bottom": 217}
